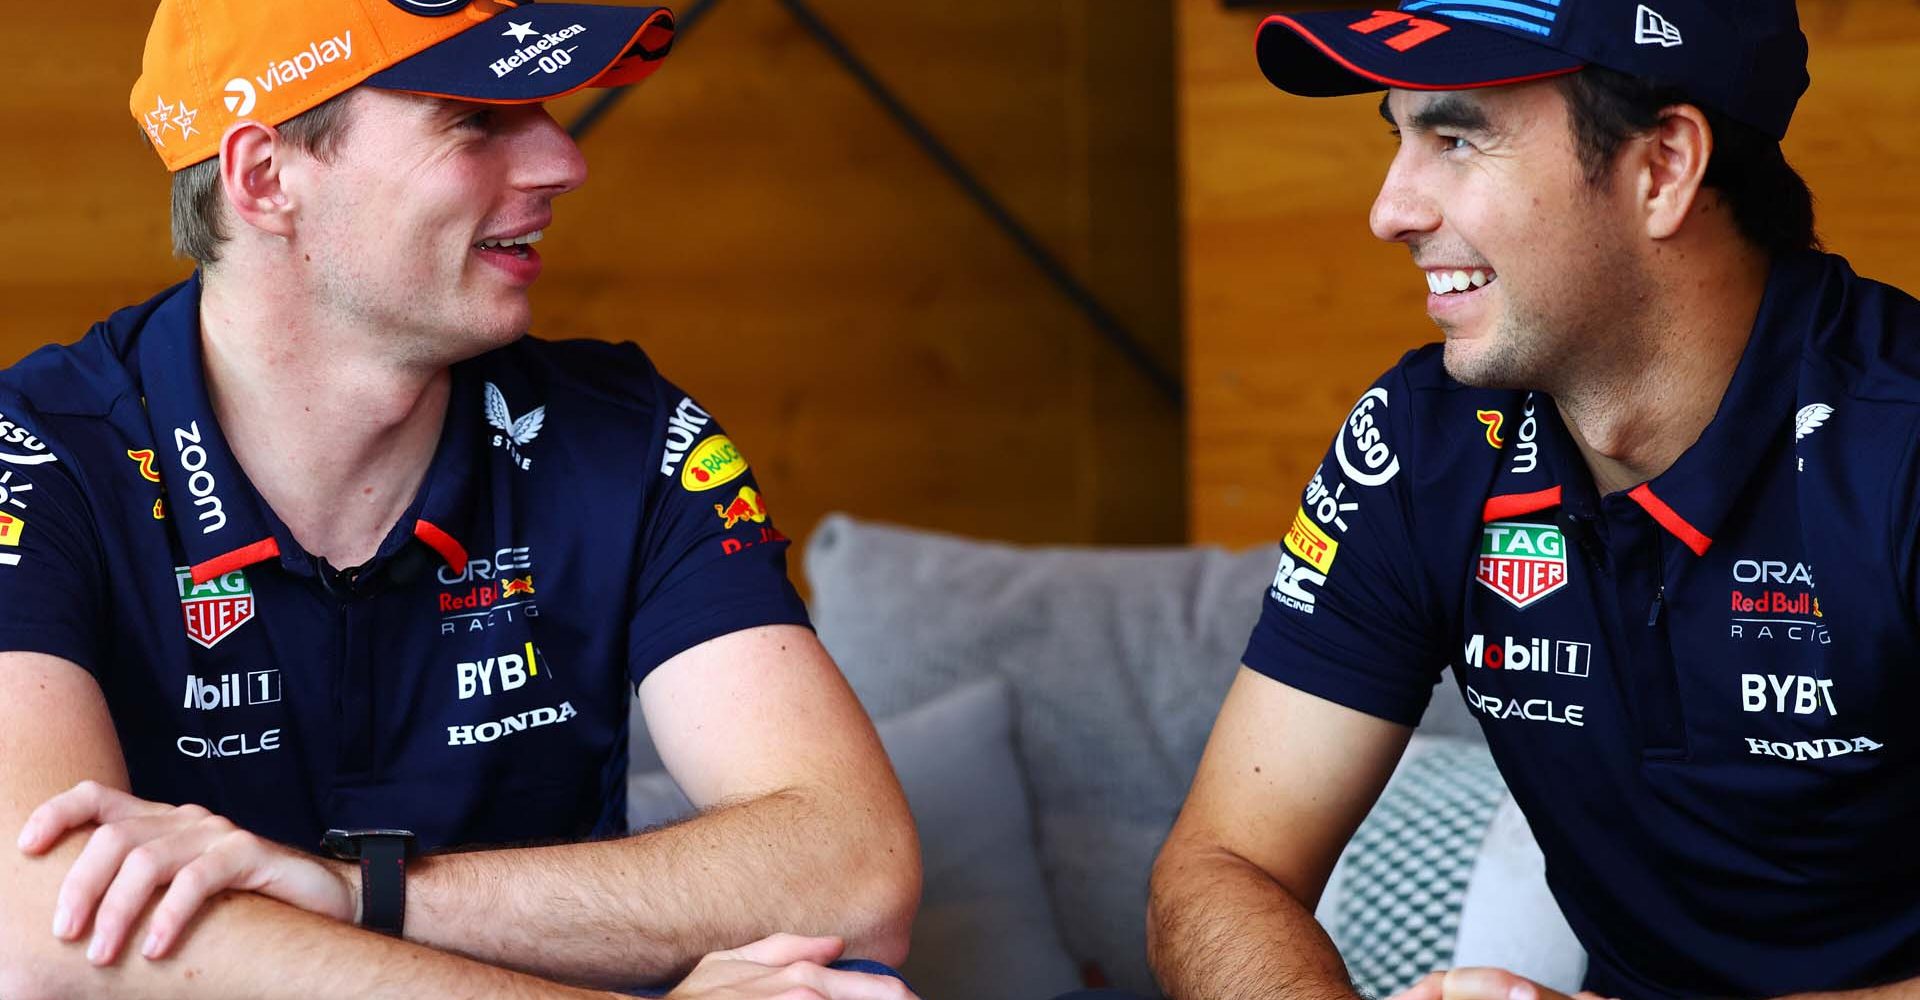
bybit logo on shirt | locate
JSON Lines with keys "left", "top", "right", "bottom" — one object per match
{"left": 456, "top": 641, "right": 548, "bottom": 700}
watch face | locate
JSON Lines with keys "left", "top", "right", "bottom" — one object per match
{"left": 320, "top": 829, "right": 360, "bottom": 859}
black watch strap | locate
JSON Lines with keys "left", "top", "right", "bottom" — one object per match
{"left": 321, "top": 828, "right": 414, "bottom": 937}
{"left": 357, "top": 834, "right": 409, "bottom": 936}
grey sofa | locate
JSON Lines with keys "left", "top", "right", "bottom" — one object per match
{"left": 629, "top": 514, "right": 1585, "bottom": 999}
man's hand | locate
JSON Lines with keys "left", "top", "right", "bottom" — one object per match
{"left": 16, "top": 780, "right": 356, "bottom": 965}
{"left": 1389, "top": 969, "right": 1617, "bottom": 1000}
{"left": 665, "top": 934, "right": 917, "bottom": 1000}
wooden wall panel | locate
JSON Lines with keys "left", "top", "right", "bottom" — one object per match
{"left": 5, "top": 0, "right": 1182, "bottom": 560}
{"left": 1181, "top": 0, "right": 1920, "bottom": 548}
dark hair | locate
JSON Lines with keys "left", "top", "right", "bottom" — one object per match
{"left": 1557, "top": 66, "right": 1819, "bottom": 256}
{"left": 166, "top": 90, "right": 357, "bottom": 267}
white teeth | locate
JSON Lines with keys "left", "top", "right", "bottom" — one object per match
{"left": 1425, "top": 268, "right": 1496, "bottom": 295}
{"left": 476, "top": 229, "right": 544, "bottom": 249}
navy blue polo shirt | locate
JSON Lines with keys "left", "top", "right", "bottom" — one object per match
{"left": 1244, "top": 250, "right": 1920, "bottom": 998}
{"left": 0, "top": 275, "right": 809, "bottom": 853}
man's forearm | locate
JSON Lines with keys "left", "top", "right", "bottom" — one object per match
{"left": 1147, "top": 839, "right": 1358, "bottom": 1000}
{"left": 402, "top": 785, "right": 918, "bottom": 988}
{"left": 4, "top": 842, "right": 610, "bottom": 1000}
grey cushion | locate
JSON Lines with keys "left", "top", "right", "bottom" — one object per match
{"left": 629, "top": 677, "right": 1081, "bottom": 1000}
{"left": 803, "top": 514, "right": 1279, "bottom": 995}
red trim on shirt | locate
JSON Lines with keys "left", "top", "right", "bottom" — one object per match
{"left": 191, "top": 537, "right": 281, "bottom": 584}
{"left": 1627, "top": 484, "right": 1712, "bottom": 556}
{"left": 413, "top": 519, "right": 469, "bottom": 573}
{"left": 1482, "top": 486, "right": 1563, "bottom": 523}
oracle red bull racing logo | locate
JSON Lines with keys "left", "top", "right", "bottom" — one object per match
{"left": 1476, "top": 521, "right": 1568, "bottom": 610}
{"left": 715, "top": 486, "right": 768, "bottom": 530}
{"left": 438, "top": 546, "right": 540, "bottom": 636}
{"left": 175, "top": 567, "right": 255, "bottom": 649}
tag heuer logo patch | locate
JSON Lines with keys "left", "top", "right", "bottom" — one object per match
{"left": 176, "top": 566, "right": 256, "bottom": 649}
{"left": 1477, "top": 521, "right": 1568, "bottom": 610}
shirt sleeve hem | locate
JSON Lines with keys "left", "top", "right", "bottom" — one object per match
{"left": 630, "top": 599, "right": 814, "bottom": 684}
{"left": 0, "top": 630, "right": 100, "bottom": 679}
{"left": 1242, "top": 633, "right": 1430, "bottom": 728}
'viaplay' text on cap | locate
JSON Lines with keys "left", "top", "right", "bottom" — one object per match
{"left": 1255, "top": 0, "right": 1809, "bottom": 140}
{"left": 132, "top": 0, "right": 675, "bottom": 171}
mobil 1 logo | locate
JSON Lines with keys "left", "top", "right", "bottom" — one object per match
{"left": 183, "top": 669, "right": 282, "bottom": 711}
{"left": 1462, "top": 634, "right": 1591, "bottom": 677}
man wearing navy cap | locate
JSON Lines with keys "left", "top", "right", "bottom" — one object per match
{"left": 1150, "top": 1, "right": 1918, "bottom": 998}
{"left": 0, "top": 1, "right": 919, "bottom": 997}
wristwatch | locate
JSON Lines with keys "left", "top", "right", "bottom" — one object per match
{"left": 321, "top": 828, "right": 416, "bottom": 936}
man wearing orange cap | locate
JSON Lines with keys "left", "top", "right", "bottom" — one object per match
{"left": 0, "top": 2, "right": 919, "bottom": 997}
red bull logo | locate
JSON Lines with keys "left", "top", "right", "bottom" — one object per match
{"left": 501, "top": 576, "right": 535, "bottom": 598}
{"left": 714, "top": 486, "right": 769, "bottom": 530}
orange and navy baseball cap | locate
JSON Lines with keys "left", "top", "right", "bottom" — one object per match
{"left": 1256, "top": 0, "right": 1809, "bottom": 140}
{"left": 132, "top": 0, "right": 675, "bottom": 171}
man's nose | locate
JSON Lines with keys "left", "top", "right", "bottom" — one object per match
{"left": 514, "top": 106, "right": 589, "bottom": 196}
{"left": 1369, "top": 152, "right": 1439, "bottom": 245}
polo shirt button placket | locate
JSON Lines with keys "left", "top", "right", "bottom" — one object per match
{"left": 319, "top": 560, "right": 379, "bottom": 781}
{"left": 1603, "top": 496, "right": 1687, "bottom": 760}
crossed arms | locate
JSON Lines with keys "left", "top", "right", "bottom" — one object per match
{"left": 0, "top": 623, "right": 920, "bottom": 998}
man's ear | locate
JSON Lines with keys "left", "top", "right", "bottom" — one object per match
{"left": 1632, "top": 103, "right": 1713, "bottom": 241}
{"left": 217, "top": 121, "right": 298, "bottom": 241}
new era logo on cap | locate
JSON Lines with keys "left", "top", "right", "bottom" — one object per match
{"left": 1634, "top": 4, "right": 1683, "bottom": 47}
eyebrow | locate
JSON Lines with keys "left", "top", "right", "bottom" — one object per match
{"left": 1379, "top": 92, "right": 1495, "bottom": 135}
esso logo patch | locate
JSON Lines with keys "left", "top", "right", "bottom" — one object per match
{"left": 1334, "top": 387, "right": 1401, "bottom": 488}
{"left": 386, "top": 0, "right": 473, "bottom": 15}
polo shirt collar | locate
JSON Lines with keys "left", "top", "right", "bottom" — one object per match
{"left": 136, "top": 274, "right": 481, "bottom": 584}
{"left": 1479, "top": 251, "right": 1822, "bottom": 557}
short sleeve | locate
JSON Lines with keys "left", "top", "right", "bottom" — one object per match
{"left": 0, "top": 423, "right": 107, "bottom": 675}
{"left": 1241, "top": 366, "right": 1448, "bottom": 726}
{"left": 627, "top": 377, "right": 811, "bottom": 684}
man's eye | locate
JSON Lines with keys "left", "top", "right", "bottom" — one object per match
{"left": 1442, "top": 134, "right": 1473, "bottom": 152}
{"left": 459, "top": 110, "right": 496, "bottom": 130}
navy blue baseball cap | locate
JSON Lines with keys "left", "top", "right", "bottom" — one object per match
{"left": 1255, "top": 1, "right": 1810, "bottom": 140}
{"left": 367, "top": 1, "right": 675, "bottom": 104}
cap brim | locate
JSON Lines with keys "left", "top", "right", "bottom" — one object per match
{"left": 1255, "top": 10, "right": 1581, "bottom": 97}
{"left": 368, "top": 4, "right": 674, "bottom": 103}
